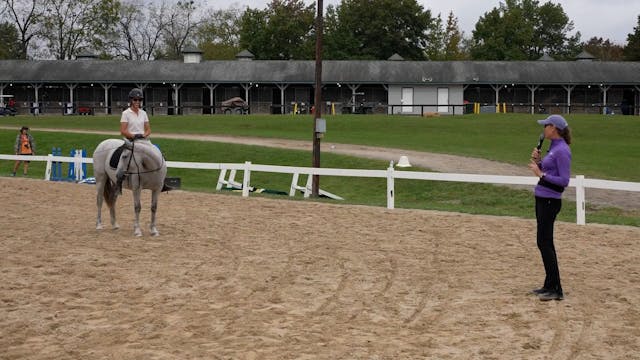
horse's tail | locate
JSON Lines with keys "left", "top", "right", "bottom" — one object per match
{"left": 103, "top": 179, "right": 116, "bottom": 209}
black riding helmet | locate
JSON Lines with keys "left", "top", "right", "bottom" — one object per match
{"left": 129, "top": 88, "right": 144, "bottom": 99}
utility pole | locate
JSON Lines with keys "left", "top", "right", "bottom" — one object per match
{"left": 312, "top": 0, "right": 324, "bottom": 197}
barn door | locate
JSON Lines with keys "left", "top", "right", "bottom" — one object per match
{"left": 401, "top": 87, "right": 413, "bottom": 113}
{"left": 438, "top": 87, "right": 449, "bottom": 113}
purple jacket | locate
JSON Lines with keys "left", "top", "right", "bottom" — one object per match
{"left": 535, "top": 138, "right": 571, "bottom": 199}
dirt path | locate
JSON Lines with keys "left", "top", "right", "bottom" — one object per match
{"left": 6, "top": 126, "right": 639, "bottom": 211}
{"left": 1, "top": 178, "right": 639, "bottom": 359}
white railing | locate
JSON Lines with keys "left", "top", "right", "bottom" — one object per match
{"left": 1, "top": 154, "right": 639, "bottom": 226}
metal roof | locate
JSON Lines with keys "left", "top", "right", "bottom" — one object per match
{"left": 1, "top": 59, "right": 639, "bottom": 85}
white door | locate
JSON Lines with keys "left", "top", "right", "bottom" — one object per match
{"left": 401, "top": 87, "right": 413, "bottom": 113}
{"left": 437, "top": 87, "right": 449, "bottom": 113}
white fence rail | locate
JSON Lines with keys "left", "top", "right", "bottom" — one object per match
{"left": 2, "top": 153, "right": 640, "bottom": 226}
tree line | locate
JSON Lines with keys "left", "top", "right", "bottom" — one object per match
{"left": 1, "top": 0, "right": 639, "bottom": 61}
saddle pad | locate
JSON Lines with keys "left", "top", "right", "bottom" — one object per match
{"left": 109, "top": 146, "right": 125, "bottom": 169}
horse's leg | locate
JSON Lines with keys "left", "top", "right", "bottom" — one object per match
{"left": 133, "top": 187, "right": 143, "bottom": 237}
{"left": 149, "top": 189, "right": 160, "bottom": 236}
{"left": 107, "top": 180, "right": 120, "bottom": 230}
{"left": 110, "top": 199, "right": 119, "bottom": 230}
{"left": 96, "top": 179, "right": 105, "bottom": 230}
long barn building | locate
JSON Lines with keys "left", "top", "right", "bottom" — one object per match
{"left": 1, "top": 50, "right": 639, "bottom": 116}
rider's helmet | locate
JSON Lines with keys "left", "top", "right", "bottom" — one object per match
{"left": 128, "top": 88, "right": 144, "bottom": 99}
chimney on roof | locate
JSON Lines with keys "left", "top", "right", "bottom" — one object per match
{"left": 182, "top": 46, "right": 203, "bottom": 63}
{"left": 388, "top": 53, "right": 404, "bottom": 61}
{"left": 236, "top": 49, "right": 255, "bottom": 61}
{"left": 575, "top": 50, "right": 596, "bottom": 61}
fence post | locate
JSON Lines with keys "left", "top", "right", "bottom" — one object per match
{"left": 289, "top": 173, "right": 299, "bottom": 196}
{"left": 304, "top": 174, "right": 313, "bottom": 198}
{"left": 242, "top": 161, "right": 251, "bottom": 197}
{"left": 387, "top": 161, "right": 395, "bottom": 209}
{"left": 216, "top": 168, "right": 227, "bottom": 190}
{"left": 575, "top": 175, "right": 586, "bottom": 225}
{"left": 45, "top": 154, "right": 53, "bottom": 180}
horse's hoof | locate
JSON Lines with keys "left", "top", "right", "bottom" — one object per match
{"left": 134, "top": 229, "right": 143, "bottom": 237}
{"left": 96, "top": 224, "right": 103, "bottom": 230}
{"left": 112, "top": 224, "right": 120, "bottom": 230}
{"left": 150, "top": 230, "right": 159, "bottom": 237}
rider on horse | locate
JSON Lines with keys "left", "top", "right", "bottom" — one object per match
{"left": 116, "top": 88, "right": 171, "bottom": 194}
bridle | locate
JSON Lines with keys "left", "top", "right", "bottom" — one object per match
{"left": 121, "top": 140, "right": 166, "bottom": 186}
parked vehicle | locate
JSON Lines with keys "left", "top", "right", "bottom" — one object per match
{"left": 0, "top": 95, "right": 16, "bottom": 116}
{"left": 220, "top": 97, "right": 249, "bottom": 114}
{"left": 0, "top": 107, "right": 16, "bottom": 116}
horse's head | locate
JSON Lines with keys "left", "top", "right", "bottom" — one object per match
{"left": 119, "top": 139, "right": 164, "bottom": 173}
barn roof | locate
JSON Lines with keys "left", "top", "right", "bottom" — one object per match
{"left": 1, "top": 59, "right": 639, "bottom": 85}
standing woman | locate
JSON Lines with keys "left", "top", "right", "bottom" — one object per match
{"left": 12, "top": 126, "right": 35, "bottom": 176}
{"left": 528, "top": 115, "right": 572, "bottom": 301}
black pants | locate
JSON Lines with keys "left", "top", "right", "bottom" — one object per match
{"left": 535, "top": 196, "right": 563, "bottom": 294}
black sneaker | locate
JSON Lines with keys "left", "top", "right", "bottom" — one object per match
{"left": 538, "top": 291, "right": 564, "bottom": 301}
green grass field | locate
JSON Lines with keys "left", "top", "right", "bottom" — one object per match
{"left": 1, "top": 113, "right": 638, "bottom": 226}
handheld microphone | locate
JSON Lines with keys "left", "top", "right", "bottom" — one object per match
{"left": 536, "top": 133, "right": 544, "bottom": 150}
{"left": 532, "top": 133, "right": 544, "bottom": 161}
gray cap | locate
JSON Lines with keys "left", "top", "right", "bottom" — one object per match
{"left": 537, "top": 114, "right": 568, "bottom": 130}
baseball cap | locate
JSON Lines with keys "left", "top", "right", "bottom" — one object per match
{"left": 537, "top": 114, "right": 568, "bottom": 130}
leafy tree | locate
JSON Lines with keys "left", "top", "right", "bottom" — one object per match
{"left": 442, "top": 12, "right": 468, "bottom": 60}
{"left": 105, "top": 0, "right": 166, "bottom": 60}
{"left": 156, "top": 0, "right": 200, "bottom": 60}
{"left": 195, "top": 7, "right": 242, "bottom": 60}
{"left": 324, "top": 0, "right": 435, "bottom": 60}
{"left": 40, "top": 0, "right": 120, "bottom": 59}
{"left": 624, "top": 15, "right": 640, "bottom": 60}
{"left": 239, "top": 0, "right": 315, "bottom": 60}
{"left": 424, "top": 13, "right": 444, "bottom": 60}
{"left": 470, "top": 0, "right": 580, "bottom": 60}
{"left": 582, "top": 37, "right": 624, "bottom": 61}
{"left": 0, "top": 21, "right": 22, "bottom": 59}
{"left": 1, "top": 0, "right": 45, "bottom": 59}
{"left": 426, "top": 11, "right": 467, "bottom": 60}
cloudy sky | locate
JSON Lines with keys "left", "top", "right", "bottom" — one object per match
{"left": 210, "top": 0, "right": 638, "bottom": 44}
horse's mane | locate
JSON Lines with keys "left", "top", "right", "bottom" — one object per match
{"left": 126, "top": 141, "right": 163, "bottom": 161}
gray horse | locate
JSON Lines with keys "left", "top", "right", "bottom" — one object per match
{"left": 93, "top": 138, "right": 167, "bottom": 236}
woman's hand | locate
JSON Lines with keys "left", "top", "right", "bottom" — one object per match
{"left": 530, "top": 148, "right": 541, "bottom": 163}
{"left": 528, "top": 160, "right": 543, "bottom": 177}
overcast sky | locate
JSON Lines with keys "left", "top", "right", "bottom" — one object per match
{"left": 211, "top": 0, "right": 638, "bottom": 44}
